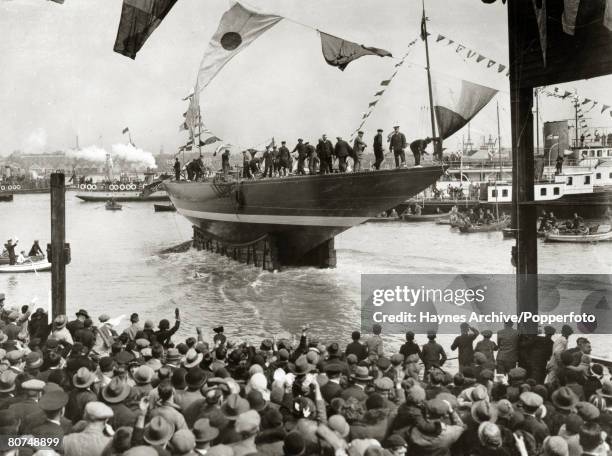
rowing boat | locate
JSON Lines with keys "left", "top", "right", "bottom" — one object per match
{"left": 0, "top": 254, "right": 45, "bottom": 265}
{"left": 0, "top": 261, "right": 52, "bottom": 273}
{"left": 545, "top": 228, "right": 612, "bottom": 243}
{"left": 105, "top": 200, "right": 123, "bottom": 211}
{"left": 459, "top": 219, "right": 510, "bottom": 233}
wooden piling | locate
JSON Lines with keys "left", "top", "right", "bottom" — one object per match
{"left": 50, "top": 173, "right": 66, "bottom": 319}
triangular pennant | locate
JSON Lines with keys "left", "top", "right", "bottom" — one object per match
{"left": 601, "top": 105, "right": 610, "bottom": 114}
{"left": 380, "top": 80, "right": 391, "bottom": 86}
{"left": 487, "top": 59, "right": 496, "bottom": 68}
{"left": 498, "top": 64, "right": 506, "bottom": 73}
{"left": 582, "top": 99, "right": 591, "bottom": 105}
{"left": 466, "top": 50, "right": 477, "bottom": 59}
{"left": 456, "top": 44, "right": 466, "bottom": 53}
{"left": 447, "top": 40, "right": 455, "bottom": 46}
{"left": 436, "top": 34, "right": 445, "bottom": 42}
{"left": 562, "top": 91, "right": 572, "bottom": 99}
{"left": 375, "top": 90, "right": 385, "bottom": 97}
{"left": 369, "top": 100, "right": 378, "bottom": 108}
{"left": 476, "top": 54, "right": 486, "bottom": 63}
{"left": 506, "top": 69, "right": 510, "bottom": 77}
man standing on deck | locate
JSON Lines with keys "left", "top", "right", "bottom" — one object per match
{"left": 373, "top": 129, "right": 384, "bottom": 170}
{"left": 352, "top": 131, "right": 367, "bottom": 172}
{"left": 334, "top": 137, "right": 352, "bottom": 173}
{"left": 292, "top": 139, "right": 307, "bottom": 175}
{"left": 496, "top": 321, "right": 519, "bottom": 374}
{"left": 242, "top": 151, "right": 251, "bottom": 178}
{"left": 305, "top": 141, "right": 317, "bottom": 174}
{"left": 389, "top": 125, "right": 407, "bottom": 168}
{"left": 317, "top": 134, "right": 334, "bottom": 174}
{"left": 410, "top": 137, "right": 432, "bottom": 167}
{"left": 271, "top": 145, "right": 280, "bottom": 176}
{"left": 174, "top": 157, "right": 181, "bottom": 181}
{"left": 278, "top": 141, "right": 291, "bottom": 176}
{"left": 262, "top": 146, "right": 273, "bottom": 178}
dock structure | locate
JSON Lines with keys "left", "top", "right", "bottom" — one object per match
{"left": 508, "top": 0, "right": 612, "bottom": 332}
{"left": 192, "top": 225, "right": 336, "bottom": 271}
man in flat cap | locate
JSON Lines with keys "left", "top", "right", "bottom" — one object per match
{"left": 317, "top": 134, "right": 334, "bottom": 174}
{"left": 292, "top": 139, "right": 307, "bottom": 175}
{"left": 278, "top": 141, "right": 291, "bottom": 176}
{"left": 389, "top": 125, "right": 407, "bottom": 168}
{"left": 31, "top": 390, "right": 71, "bottom": 449}
{"left": 64, "top": 402, "right": 114, "bottom": 456}
{"left": 334, "top": 137, "right": 352, "bottom": 173}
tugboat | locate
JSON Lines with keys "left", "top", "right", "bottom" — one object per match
{"left": 75, "top": 153, "right": 169, "bottom": 202}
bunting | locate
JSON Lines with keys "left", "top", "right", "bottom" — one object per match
{"left": 349, "top": 39, "right": 418, "bottom": 139}
{"left": 319, "top": 32, "right": 392, "bottom": 71}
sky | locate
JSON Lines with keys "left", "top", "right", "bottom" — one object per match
{"left": 2, "top": 0, "right": 612, "bottom": 157}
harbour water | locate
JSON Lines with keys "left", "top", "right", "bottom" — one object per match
{"left": 1, "top": 193, "right": 611, "bottom": 365}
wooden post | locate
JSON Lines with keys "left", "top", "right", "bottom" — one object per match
{"left": 50, "top": 173, "right": 66, "bottom": 319}
{"left": 508, "top": 0, "right": 538, "bottom": 334}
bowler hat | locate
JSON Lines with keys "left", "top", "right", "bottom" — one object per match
{"left": 193, "top": 418, "right": 219, "bottom": 443}
{"left": 102, "top": 377, "right": 131, "bottom": 404}
{"left": 143, "top": 416, "right": 175, "bottom": 446}
{"left": 76, "top": 309, "right": 89, "bottom": 318}
{"left": 283, "top": 432, "right": 305, "bottom": 456}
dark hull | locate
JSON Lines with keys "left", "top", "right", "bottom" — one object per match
{"left": 401, "top": 190, "right": 612, "bottom": 219}
{"left": 166, "top": 167, "right": 445, "bottom": 260}
{"left": 76, "top": 191, "right": 169, "bottom": 202}
{"left": 154, "top": 204, "right": 177, "bottom": 212}
{"left": 0, "top": 194, "right": 13, "bottom": 202}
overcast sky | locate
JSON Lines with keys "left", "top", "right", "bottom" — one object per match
{"left": 1, "top": 0, "right": 611, "bottom": 157}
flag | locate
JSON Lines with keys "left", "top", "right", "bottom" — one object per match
{"left": 436, "top": 34, "right": 446, "bottom": 42}
{"left": 498, "top": 64, "right": 506, "bottom": 73}
{"left": 602, "top": 105, "right": 610, "bottom": 113}
{"left": 185, "top": 82, "right": 201, "bottom": 136}
{"left": 562, "top": 91, "right": 572, "bottom": 99}
{"left": 432, "top": 75, "right": 498, "bottom": 140}
{"left": 113, "top": 0, "right": 179, "bottom": 59}
{"left": 196, "top": 3, "right": 282, "bottom": 92}
{"left": 487, "top": 60, "right": 496, "bottom": 68}
{"left": 466, "top": 50, "right": 477, "bottom": 59}
{"left": 48, "top": 0, "right": 65, "bottom": 3}
{"left": 319, "top": 32, "right": 392, "bottom": 71}
{"left": 200, "top": 136, "right": 221, "bottom": 146}
{"left": 375, "top": 90, "right": 385, "bottom": 97}
{"left": 476, "top": 54, "right": 486, "bottom": 63}
{"left": 532, "top": 0, "right": 547, "bottom": 66}
{"left": 456, "top": 44, "right": 466, "bottom": 53}
{"left": 380, "top": 79, "right": 391, "bottom": 86}
{"left": 369, "top": 100, "right": 378, "bottom": 108}
{"left": 122, "top": 127, "right": 129, "bottom": 134}
{"left": 582, "top": 99, "right": 591, "bottom": 105}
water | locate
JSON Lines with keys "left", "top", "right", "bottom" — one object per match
{"left": 1, "top": 193, "right": 611, "bottom": 365}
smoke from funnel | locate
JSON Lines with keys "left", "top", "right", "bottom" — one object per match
{"left": 65, "top": 143, "right": 157, "bottom": 169}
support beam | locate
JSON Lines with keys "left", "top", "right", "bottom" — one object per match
{"left": 50, "top": 173, "right": 66, "bottom": 319}
{"left": 508, "top": 0, "right": 538, "bottom": 334}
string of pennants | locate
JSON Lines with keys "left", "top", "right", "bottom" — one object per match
{"left": 177, "top": 92, "right": 223, "bottom": 155}
{"left": 539, "top": 87, "right": 612, "bottom": 134}
{"left": 350, "top": 39, "right": 419, "bottom": 140}
{"left": 433, "top": 33, "right": 509, "bottom": 77}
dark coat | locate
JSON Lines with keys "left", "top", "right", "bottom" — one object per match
{"left": 292, "top": 143, "right": 307, "bottom": 159}
{"left": 317, "top": 140, "right": 334, "bottom": 160}
{"left": 66, "top": 319, "right": 84, "bottom": 338}
{"left": 334, "top": 140, "right": 352, "bottom": 158}
{"left": 373, "top": 133, "right": 384, "bottom": 156}
{"left": 340, "top": 385, "right": 368, "bottom": 403}
{"left": 345, "top": 341, "right": 368, "bottom": 361}
{"left": 389, "top": 132, "right": 407, "bottom": 152}
{"left": 107, "top": 402, "right": 138, "bottom": 429}
{"left": 320, "top": 381, "right": 343, "bottom": 404}
{"left": 154, "top": 320, "right": 180, "bottom": 348}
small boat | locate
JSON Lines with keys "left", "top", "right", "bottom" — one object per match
{"left": 502, "top": 228, "right": 517, "bottom": 239}
{"left": 459, "top": 219, "right": 510, "bottom": 233}
{"left": 0, "top": 261, "right": 52, "bottom": 273}
{"left": 0, "top": 254, "right": 45, "bottom": 265}
{"left": 545, "top": 225, "right": 612, "bottom": 243}
{"left": 402, "top": 212, "right": 448, "bottom": 222}
{"left": 105, "top": 200, "right": 122, "bottom": 211}
{"left": 154, "top": 203, "right": 177, "bottom": 212}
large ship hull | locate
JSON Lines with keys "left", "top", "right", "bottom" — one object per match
{"left": 165, "top": 166, "right": 445, "bottom": 261}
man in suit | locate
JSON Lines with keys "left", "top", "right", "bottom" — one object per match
{"left": 30, "top": 390, "right": 72, "bottom": 453}
{"left": 345, "top": 331, "right": 368, "bottom": 361}
{"left": 66, "top": 309, "right": 89, "bottom": 339}
{"left": 292, "top": 139, "right": 307, "bottom": 175}
{"left": 321, "top": 363, "right": 343, "bottom": 403}
{"left": 373, "top": 129, "right": 385, "bottom": 170}
{"left": 278, "top": 141, "right": 291, "bottom": 176}
{"left": 389, "top": 125, "right": 407, "bottom": 168}
{"left": 9, "top": 379, "right": 45, "bottom": 433}
{"left": 317, "top": 134, "right": 334, "bottom": 174}
{"left": 352, "top": 131, "right": 367, "bottom": 172}
{"left": 174, "top": 157, "right": 181, "bottom": 180}
{"left": 334, "top": 137, "right": 352, "bottom": 173}
{"left": 340, "top": 366, "right": 371, "bottom": 403}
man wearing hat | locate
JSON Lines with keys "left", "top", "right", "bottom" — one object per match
{"left": 399, "top": 331, "right": 421, "bottom": 360}
{"left": 389, "top": 125, "right": 407, "bottom": 168}
{"left": 8, "top": 379, "right": 45, "bottom": 430}
{"left": 316, "top": 134, "right": 334, "bottom": 174}
{"left": 176, "top": 367, "right": 207, "bottom": 411}
{"left": 150, "top": 380, "right": 188, "bottom": 431}
{"left": 183, "top": 385, "right": 224, "bottom": 428}
{"left": 278, "top": 141, "right": 291, "bottom": 176}
{"left": 4, "top": 310, "right": 23, "bottom": 341}
{"left": 334, "top": 137, "right": 352, "bottom": 173}
{"left": 66, "top": 309, "right": 89, "bottom": 339}
{"left": 30, "top": 390, "right": 71, "bottom": 449}
{"left": 345, "top": 331, "right": 367, "bottom": 362}
{"left": 421, "top": 331, "right": 447, "bottom": 374}
{"left": 229, "top": 409, "right": 260, "bottom": 455}
{"left": 102, "top": 377, "right": 138, "bottom": 429}
{"left": 520, "top": 391, "right": 550, "bottom": 445}
{"left": 451, "top": 323, "right": 479, "bottom": 374}
{"left": 291, "top": 139, "right": 307, "bottom": 175}
{"left": 408, "top": 398, "right": 465, "bottom": 453}
{"left": 372, "top": 128, "right": 385, "bottom": 170}
{"left": 5, "top": 349, "right": 25, "bottom": 374}
{"left": 193, "top": 418, "right": 220, "bottom": 453}
{"left": 64, "top": 401, "right": 114, "bottom": 456}
{"left": 49, "top": 314, "right": 74, "bottom": 345}
{"left": 409, "top": 137, "right": 433, "bottom": 167}
{"left": 154, "top": 308, "right": 181, "bottom": 348}
{"left": 341, "top": 366, "right": 371, "bottom": 402}
{"left": 65, "top": 367, "right": 98, "bottom": 422}
{"left": 352, "top": 131, "right": 367, "bottom": 172}
{"left": 0, "top": 371, "right": 18, "bottom": 409}
{"left": 321, "top": 363, "right": 343, "bottom": 403}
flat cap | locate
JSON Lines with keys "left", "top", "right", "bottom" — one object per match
{"left": 21, "top": 379, "right": 45, "bottom": 391}
{"left": 85, "top": 401, "right": 114, "bottom": 420}
{"left": 39, "top": 391, "right": 69, "bottom": 411}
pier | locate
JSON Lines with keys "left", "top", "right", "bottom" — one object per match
{"left": 192, "top": 225, "right": 336, "bottom": 271}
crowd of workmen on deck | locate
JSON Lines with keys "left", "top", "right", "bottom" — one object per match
{"left": 175, "top": 126, "right": 443, "bottom": 181}
{"left": 0, "top": 293, "right": 610, "bottom": 455}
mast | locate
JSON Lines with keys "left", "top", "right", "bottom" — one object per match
{"left": 422, "top": 1, "right": 438, "bottom": 152}
{"left": 574, "top": 97, "right": 579, "bottom": 148}
{"left": 495, "top": 100, "right": 501, "bottom": 220}
{"left": 535, "top": 88, "right": 540, "bottom": 156}
{"left": 198, "top": 106, "right": 203, "bottom": 156}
